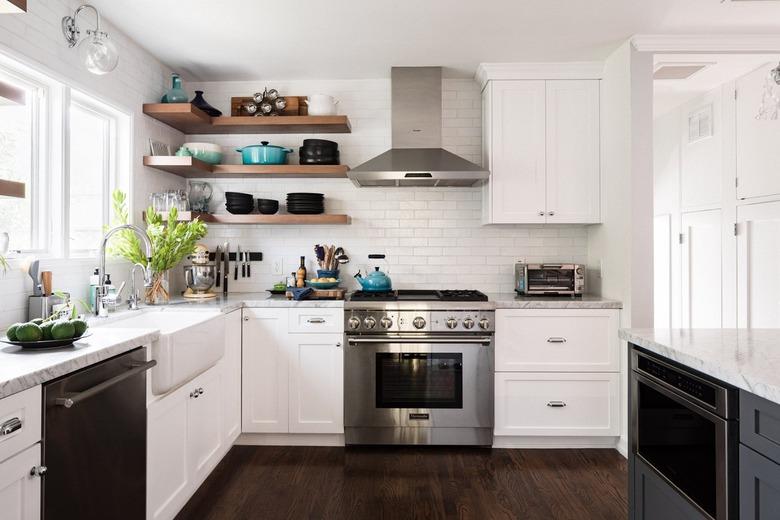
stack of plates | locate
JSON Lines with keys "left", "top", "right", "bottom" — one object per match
{"left": 286, "top": 192, "right": 324, "bottom": 215}
{"left": 225, "top": 192, "right": 254, "bottom": 214}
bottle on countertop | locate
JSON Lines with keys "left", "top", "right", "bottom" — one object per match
{"left": 88, "top": 268, "right": 100, "bottom": 309}
{"left": 287, "top": 272, "right": 297, "bottom": 288}
{"left": 296, "top": 256, "right": 307, "bottom": 288}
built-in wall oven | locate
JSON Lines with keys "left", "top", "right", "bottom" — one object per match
{"left": 344, "top": 302, "right": 494, "bottom": 446}
{"left": 631, "top": 347, "right": 738, "bottom": 520}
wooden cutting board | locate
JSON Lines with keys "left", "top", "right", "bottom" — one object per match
{"left": 285, "top": 288, "right": 345, "bottom": 300}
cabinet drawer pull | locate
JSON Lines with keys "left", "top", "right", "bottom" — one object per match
{"left": 538, "top": 211, "right": 545, "bottom": 216}
{"left": 0, "top": 417, "right": 22, "bottom": 436}
{"left": 307, "top": 318, "right": 326, "bottom": 324}
{"left": 547, "top": 401, "right": 567, "bottom": 408}
{"left": 30, "top": 465, "right": 47, "bottom": 478}
{"left": 547, "top": 337, "right": 567, "bottom": 343}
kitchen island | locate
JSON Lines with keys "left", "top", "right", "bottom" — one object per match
{"left": 621, "top": 328, "right": 780, "bottom": 520}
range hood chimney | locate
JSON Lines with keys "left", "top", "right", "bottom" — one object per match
{"left": 348, "top": 67, "right": 489, "bottom": 187}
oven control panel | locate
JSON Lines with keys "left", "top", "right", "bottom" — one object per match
{"left": 345, "top": 310, "right": 495, "bottom": 333}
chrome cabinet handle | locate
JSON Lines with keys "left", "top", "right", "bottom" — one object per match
{"left": 547, "top": 337, "right": 567, "bottom": 343}
{"left": 548, "top": 211, "right": 555, "bottom": 216}
{"left": 335, "top": 342, "right": 342, "bottom": 348}
{"left": 547, "top": 401, "right": 567, "bottom": 408}
{"left": 190, "top": 387, "right": 204, "bottom": 398}
{"left": 0, "top": 417, "right": 22, "bottom": 436}
{"left": 243, "top": 316, "right": 249, "bottom": 322}
{"left": 307, "top": 318, "right": 326, "bottom": 324}
{"left": 538, "top": 211, "right": 545, "bottom": 216}
{"left": 30, "top": 465, "right": 47, "bottom": 477}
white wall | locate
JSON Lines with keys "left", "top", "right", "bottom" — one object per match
{"left": 180, "top": 77, "right": 590, "bottom": 294}
{"left": 0, "top": 0, "right": 184, "bottom": 328}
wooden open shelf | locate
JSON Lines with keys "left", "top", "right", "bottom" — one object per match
{"left": 143, "top": 156, "right": 349, "bottom": 179}
{"left": 146, "top": 211, "right": 350, "bottom": 226}
{"left": 0, "top": 179, "right": 25, "bottom": 198}
{"left": 142, "top": 103, "right": 352, "bottom": 134}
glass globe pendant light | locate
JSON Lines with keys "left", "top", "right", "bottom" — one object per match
{"left": 62, "top": 5, "right": 119, "bottom": 75}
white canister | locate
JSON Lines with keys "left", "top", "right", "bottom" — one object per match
{"left": 305, "top": 94, "right": 339, "bottom": 116}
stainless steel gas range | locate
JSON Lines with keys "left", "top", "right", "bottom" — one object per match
{"left": 344, "top": 290, "right": 495, "bottom": 446}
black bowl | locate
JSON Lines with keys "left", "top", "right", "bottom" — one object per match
{"left": 257, "top": 199, "right": 279, "bottom": 214}
{"left": 299, "top": 156, "right": 340, "bottom": 165}
{"left": 302, "top": 139, "right": 338, "bottom": 149}
{"left": 226, "top": 205, "right": 254, "bottom": 215}
{"left": 225, "top": 191, "right": 252, "bottom": 198}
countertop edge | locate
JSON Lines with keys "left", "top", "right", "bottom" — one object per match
{"left": 620, "top": 329, "right": 780, "bottom": 405}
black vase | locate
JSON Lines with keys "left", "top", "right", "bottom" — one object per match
{"left": 191, "top": 90, "right": 222, "bottom": 117}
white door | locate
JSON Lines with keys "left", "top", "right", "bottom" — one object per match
{"left": 187, "top": 365, "right": 223, "bottom": 485}
{"left": 681, "top": 210, "right": 722, "bottom": 328}
{"left": 242, "top": 308, "right": 289, "bottom": 433}
{"left": 288, "top": 334, "right": 344, "bottom": 434}
{"left": 654, "top": 214, "right": 672, "bottom": 328}
{"left": 147, "top": 385, "right": 190, "bottom": 520}
{"left": 545, "top": 80, "right": 600, "bottom": 223}
{"left": 487, "top": 80, "right": 546, "bottom": 223}
{"left": 737, "top": 201, "right": 780, "bottom": 328}
{"left": 736, "top": 64, "right": 780, "bottom": 200}
{"left": 0, "top": 444, "right": 40, "bottom": 520}
{"left": 221, "top": 310, "right": 241, "bottom": 444}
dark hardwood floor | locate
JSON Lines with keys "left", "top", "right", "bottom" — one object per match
{"left": 176, "top": 446, "right": 627, "bottom": 520}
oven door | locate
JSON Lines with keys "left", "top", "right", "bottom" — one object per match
{"left": 632, "top": 371, "right": 736, "bottom": 520}
{"left": 345, "top": 335, "right": 493, "bottom": 432}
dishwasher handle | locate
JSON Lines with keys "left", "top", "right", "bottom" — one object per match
{"left": 55, "top": 359, "right": 157, "bottom": 409}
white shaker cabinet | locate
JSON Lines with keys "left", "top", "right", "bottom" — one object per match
{"left": 737, "top": 201, "right": 780, "bottom": 328}
{"left": 187, "top": 365, "right": 223, "bottom": 485}
{"left": 482, "top": 78, "right": 600, "bottom": 224}
{"left": 221, "top": 310, "right": 242, "bottom": 444}
{"left": 483, "top": 80, "right": 547, "bottom": 223}
{"left": 681, "top": 210, "right": 723, "bottom": 328}
{"left": 242, "top": 308, "right": 345, "bottom": 435}
{"left": 0, "top": 444, "right": 41, "bottom": 520}
{"left": 242, "top": 308, "right": 289, "bottom": 433}
{"left": 288, "top": 334, "right": 344, "bottom": 434}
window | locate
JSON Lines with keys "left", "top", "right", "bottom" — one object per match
{"left": 0, "top": 52, "right": 129, "bottom": 258}
{"left": 0, "top": 70, "right": 46, "bottom": 252}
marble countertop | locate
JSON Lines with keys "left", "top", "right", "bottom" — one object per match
{"left": 620, "top": 328, "right": 780, "bottom": 405}
{"left": 488, "top": 293, "right": 622, "bottom": 309}
{"left": 0, "top": 327, "right": 159, "bottom": 399}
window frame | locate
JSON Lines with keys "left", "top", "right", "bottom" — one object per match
{"left": 0, "top": 50, "right": 131, "bottom": 260}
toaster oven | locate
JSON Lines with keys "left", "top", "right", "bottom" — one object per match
{"left": 515, "top": 263, "right": 585, "bottom": 296}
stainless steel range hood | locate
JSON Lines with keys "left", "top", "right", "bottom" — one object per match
{"left": 348, "top": 67, "right": 489, "bottom": 188}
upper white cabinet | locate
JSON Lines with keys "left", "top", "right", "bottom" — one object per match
{"left": 545, "top": 80, "right": 600, "bottom": 223}
{"left": 680, "top": 92, "right": 722, "bottom": 210}
{"left": 737, "top": 201, "right": 780, "bottom": 328}
{"left": 736, "top": 64, "right": 780, "bottom": 201}
{"left": 482, "top": 78, "right": 600, "bottom": 224}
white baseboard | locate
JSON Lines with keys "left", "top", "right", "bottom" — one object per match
{"left": 616, "top": 437, "right": 628, "bottom": 458}
{"left": 492, "top": 435, "right": 621, "bottom": 449}
{"left": 236, "top": 432, "right": 345, "bottom": 447}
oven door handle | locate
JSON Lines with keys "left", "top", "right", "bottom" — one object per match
{"left": 347, "top": 336, "right": 492, "bottom": 345}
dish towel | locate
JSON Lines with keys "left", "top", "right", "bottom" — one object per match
{"left": 288, "top": 287, "right": 314, "bottom": 300}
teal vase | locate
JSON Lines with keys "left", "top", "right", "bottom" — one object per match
{"left": 162, "top": 73, "right": 188, "bottom": 103}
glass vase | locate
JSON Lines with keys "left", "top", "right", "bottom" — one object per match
{"left": 145, "top": 270, "right": 170, "bottom": 305}
{"left": 161, "top": 73, "right": 188, "bottom": 103}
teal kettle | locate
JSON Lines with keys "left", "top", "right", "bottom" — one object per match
{"left": 354, "top": 254, "right": 392, "bottom": 292}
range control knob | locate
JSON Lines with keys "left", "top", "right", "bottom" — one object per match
{"left": 363, "top": 316, "right": 377, "bottom": 329}
{"left": 380, "top": 316, "right": 393, "bottom": 329}
{"left": 445, "top": 317, "right": 458, "bottom": 329}
{"left": 412, "top": 316, "right": 426, "bottom": 329}
{"left": 462, "top": 318, "right": 475, "bottom": 329}
{"left": 478, "top": 318, "right": 490, "bottom": 330}
{"left": 347, "top": 317, "right": 361, "bottom": 330}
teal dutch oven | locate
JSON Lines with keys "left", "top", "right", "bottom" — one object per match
{"left": 236, "top": 141, "right": 293, "bottom": 165}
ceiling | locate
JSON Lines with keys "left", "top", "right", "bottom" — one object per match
{"left": 89, "top": 0, "right": 780, "bottom": 81}
{"left": 653, "top": 53, "right": 779, "bottom": 116}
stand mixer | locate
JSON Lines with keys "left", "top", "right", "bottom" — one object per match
{"left": 183, "top": 244, "right": 217, "bottom": 299}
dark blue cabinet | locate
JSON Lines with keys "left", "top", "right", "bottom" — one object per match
{"left": 633, "top": 458, "right": 708, "bottom": 520}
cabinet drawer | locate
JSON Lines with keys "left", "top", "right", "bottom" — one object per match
{"left": 494, "top": 372, "right": 619, "bottom": 436}
{"left": 288, "top": 308, "right": 343, "bottom": 334}
{"left": 495, "top": 309, "right": 619, "bottom": 372}
{"left": 740, "top": 390, "right": 780, "bottom": 464}
{"left": 740, "top": 443, "right": 780, "bottom": 520}
{"left": 0, "top": 386, "right": 41, "bottom": 464}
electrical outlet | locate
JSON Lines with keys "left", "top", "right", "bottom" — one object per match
{"left": 273, "top": 259, "right": 283, "bottom": 275}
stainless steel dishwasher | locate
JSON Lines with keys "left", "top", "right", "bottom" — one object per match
{"left": 42, "top": 347, "right": 155, "bottom": 520}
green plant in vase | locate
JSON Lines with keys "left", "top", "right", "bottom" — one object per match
{"left": 107, "top": 190, "right": 207, "bottom": 304}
